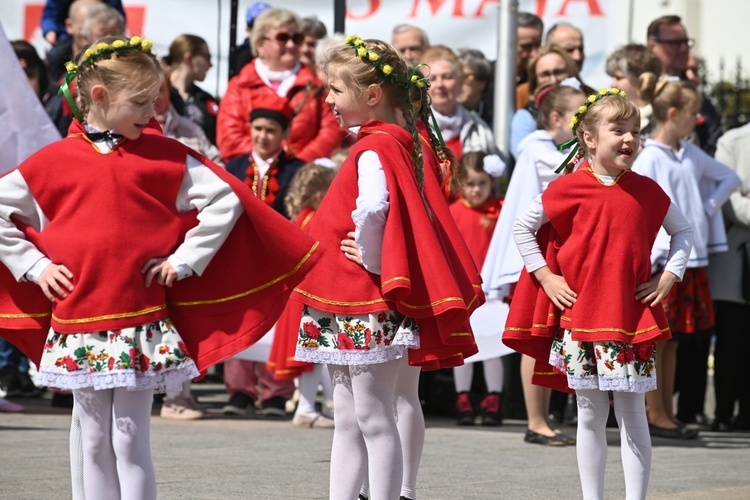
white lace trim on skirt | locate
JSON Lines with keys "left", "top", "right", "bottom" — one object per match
{"left": 37, "top": 360, "right": 200, "bottom": 393}
{"left": 549, "top": 351, "right": 657, "bottom": 394}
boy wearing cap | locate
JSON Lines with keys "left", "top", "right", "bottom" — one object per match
{"left": 226, "top": 92, "right": 303, "bottom": 217}
{"left": 223, "top": 92, "right": 304, "bottom": 416}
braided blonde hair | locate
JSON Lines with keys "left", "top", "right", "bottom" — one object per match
{"left": 323, "top": 38, "right": 426, "bottom": 190}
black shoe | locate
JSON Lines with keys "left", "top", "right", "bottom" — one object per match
{"left": 0, "top": 367, "right": 22, "bottom": 398}
{"left": 358, "top": 495, "right": 368, "bottom": 500}
{"left": 51, "top": 392, "right": 74, "bottom": 409}
{"left": 523, "top": 430, "right": 569, "bottom": 446}
{"left": 731, "top": 415, "right": 750, "bottom": 431}
{"left": 400, "top": 497, "right": 414, "bottom": 500}
{"left": 16, "top": 372, "right": 42, "bottom": 398}
{"left": 710, "top": 419, "right": 732, "bottom": 432}
{"left": 257, "top": 396, "right": 287, "bottom": 417}
{"left": 223, "top": 392, "right": 254, "bottom": 416}
{"left": 677, "top": 412, "right": 711, "bottom": 427}
{"left": 648, "top": 423, "right": 699, "bottom": 439}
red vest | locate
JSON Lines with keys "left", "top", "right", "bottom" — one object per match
{"left": 291, "top": 121, "right": 481, "bottom": 369}
{"left": 503, "top": 168, "right": 672, "bottom": 392}
{"left": 450, "top": 198, "right": 501, "bottom": 269}
{"left": 0, "top": 120, "right": 321, "bottom": 372}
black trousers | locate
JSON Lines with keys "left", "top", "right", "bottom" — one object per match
{"left": 711, "top": 300, "right": 750, "bottom": 421}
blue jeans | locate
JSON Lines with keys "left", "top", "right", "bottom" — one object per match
{"left": 0, "top": 338, "right": 29, "bottom": 373}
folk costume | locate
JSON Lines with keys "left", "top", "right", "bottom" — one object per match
{"left": 292, "top": 121, "right": 482, "bottom": 370}
{"left": 0, "top": 120, "right": 320, "bottom": 392}
{"left": 633, "top": 139, "right": 740, "bottom": 336}
{"left": 225, "top": 93, "right": 304, "bottom": 217}
{"left": 226, "top": 150, "right": 304, "bottom": 218}
{"left": 504, "top": 168, "right": 693, "bottom": 393}
{"left": 633, "top": 138, "right": 739, "bottom": 422}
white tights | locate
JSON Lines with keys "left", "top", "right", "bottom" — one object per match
{"left": 329, "top": 360, "right": 402, "bottom": 500}
{"left": 73, "top": 387, "right": 157, "bottom": 500}
{"left": 453, "top": 356, "right": 504, "bottom": 393}
{"left": 360, "top": 356, "right": 424, "bottom": 500}
{"left": 70, "top": 400, "right": 85, "bottom": 500}
{"left": 296, "top": 364, "right": 334, "bottom": 415}
{"left": 394, "top": 355, "right": 424, "bottom": 499}
{"left": 575, "top": 389, "right": 651, "bottom": 500}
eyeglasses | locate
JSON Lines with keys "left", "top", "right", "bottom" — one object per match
{"left": 264, "top": 32, "right": 305, "bottom": 46}
{"left": 653, "top": 38, "right": 695, "bottom": 48}
{"left": 536, "top": 68, "right": 569, "bottom": 80}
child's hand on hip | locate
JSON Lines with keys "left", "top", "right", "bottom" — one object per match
{"left": 142, "top": 258, "right": 178, "bottom": 287}
{"left": 635, "top": 271, "right": 678, "bottom": 307}
{"left": 38, "top": 263, "right": 74, "bottom": 302}
{"left": 533, "top": 266, "right": 577, "bottom": 310}
{"left": 341, "top": 231, "right": 364, "bottom": 267}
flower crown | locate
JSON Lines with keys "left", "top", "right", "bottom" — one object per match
{"left": 59, "top": 36, "right": 154, "bottom": 122}
{"left": 64, "top": 36, "right": 154, "bottom": 75}
{"left": 344, "top": 35, "right": 429, "bottom": 91}
{"left": 555, "top": 87, "right": 628, "bottom": 174}
{"left": 568, "top": 87, "right": 627, "bottom": 133}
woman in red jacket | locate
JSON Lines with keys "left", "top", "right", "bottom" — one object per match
{"left": 216, "top": 7, "right": 345, "bottom": 163}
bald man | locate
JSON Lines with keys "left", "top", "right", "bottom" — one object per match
{"left": 392, "top": 24, "right": 430, "bottom": 64}
{"left": 546, "top": 22, "right": 585, "bottom": 72}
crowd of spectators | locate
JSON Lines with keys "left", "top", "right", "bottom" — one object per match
{"left": 1, "top": 0, "right": 747, "bottom": 439}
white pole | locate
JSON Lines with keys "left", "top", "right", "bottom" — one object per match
{"left": 493, "top": 0, "right": 518, "bottom": 163}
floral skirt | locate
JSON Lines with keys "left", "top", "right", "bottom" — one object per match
{"left": 662, "top": 267, "right": 715, "bottom": 336}
{"left": 295, "top": 305, "right": 419, "bottom": 365}
{"left": 36, "top": 319, "right": 200, "bottom": 392}
{"left": 549, "top": 329, "right": 657, "bottom": 393}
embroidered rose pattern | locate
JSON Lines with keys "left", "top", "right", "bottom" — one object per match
{"left": 550, "top": 329, "right": 657, "bottom": 391}
{"left": 298, "top": 305, "right": 417, "bottom": 353}
{"left": 43, "top": 320, "right": 192, "bottom": 378}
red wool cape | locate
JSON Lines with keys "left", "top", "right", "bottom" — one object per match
{"left": 503, "top": 168, "right": 672, "bottom": 392}
{"left": 291, "top": 121, "right": 482, "bottom": 370}
{"left": 0, "top": 121, "right": 320, "bottom": 373}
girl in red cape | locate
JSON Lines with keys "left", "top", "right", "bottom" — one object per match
{"left": 449, "top": 151, "right": 506, "bottom": 427}
{"left": 0, "top": 36, "right": 319, "bottom": 500}
{"left": 290, "top": 36, "right": 481, "bottom": 500}
{"left": 505, "top": 90, "right": 693, "bottom": 499}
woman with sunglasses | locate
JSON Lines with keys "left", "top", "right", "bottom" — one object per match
{"left": 168, "top": 34, "right": 220, "bottom": 145}
{"left": 510, "top": 45, "right": 591, "bottom": 159}
{"left": 216, "top": 7, "right": 344, "bottom": 418}
{"left": 217, "top": 7, "right": 344, "bottom": 165}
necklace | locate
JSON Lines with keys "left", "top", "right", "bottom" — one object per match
{"left": 245, "top": 157, "right": 281, "bottom": 207}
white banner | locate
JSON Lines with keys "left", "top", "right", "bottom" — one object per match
{"left": 2, "top": 1, "right": 624, "bottom": 98}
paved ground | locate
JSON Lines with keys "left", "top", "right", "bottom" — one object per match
{"left": 1, "top": 383, "right": 749, "bottom": 500}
